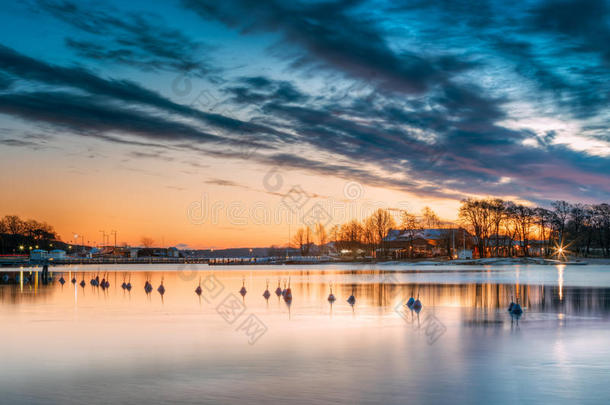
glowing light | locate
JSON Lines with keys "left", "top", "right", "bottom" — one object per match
{"left": 553, "top": 241, "right": 572, "bottom": 261}
{"left": 558, "top": 265, "right": 564, "bottom": 301}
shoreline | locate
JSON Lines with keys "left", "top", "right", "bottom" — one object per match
{"left": 3, "top": 256, "right": 607, "bottom": 269}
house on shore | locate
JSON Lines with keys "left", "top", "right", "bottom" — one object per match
{"left": 48, "top": 249, "right": 66, "bottom": 260}
{"left": 383, "top": 228, "right": 474, "bottom": 259}
{"left": 30, "top": 249, "right": 48, "bottom": 261}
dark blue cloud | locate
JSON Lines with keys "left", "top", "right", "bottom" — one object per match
{"left": 529, "top": 0, "right": 610, "bottom": 64}
{"left": 34, "top": 0, "right": 215, "bottom": 76}
{"left": 182, "top": 0, "right": 478, "bottom": 94}
{"left": 0, "top": 0, "right": 608, "bottom": 203}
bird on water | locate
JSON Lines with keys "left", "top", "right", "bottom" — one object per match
{"left": 195, "top": 278, "right": 202, "bottom": 296}
{"left": 157, "top": 278, "right": 165, "bottom": 296}
{"left": 239, "top": 278, "right": 247, "bottom": 297}
{"left": 275, "top": 279, "right": 282, "bottom": 296}
{"left": 327, "top": 283, "right": 336, "bottom": 303}
{"left": 284, "top": 278, "right": 292, "bottom": 302}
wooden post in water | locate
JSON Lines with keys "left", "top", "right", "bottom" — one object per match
{"left": 42, "top": 263, "right": 49, "bottom": 284}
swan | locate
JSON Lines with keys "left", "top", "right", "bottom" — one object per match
{"left": 275, "top": 279, "right": 282, "bottom": 296}
{"left": 195, "top": 278, "right": 202, "bottom": 296}
{"left": 413, "top": 295, "right": 422, "bottom": 313}
{"left": 284, "top": 278, "right": 292, "bottom": 302}
{"left": 239, "top": 278, "right": 247, "bottom": 296}
{"left": 511, "top": 299, "right": 523, "bottom": 315}
{"left": 327, "top": 283, "right": 336, "bottom": 303}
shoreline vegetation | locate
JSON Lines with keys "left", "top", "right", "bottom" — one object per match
{"left": 285, "top": 198, "right": 610, "bottom": 261}
{"left": 1, "top": 256, "right": 600, "bottom": 269}
{"left": 2, "top": 197, "right": 610, "bottom": 263}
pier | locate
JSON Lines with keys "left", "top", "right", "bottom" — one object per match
{"left": 1, "top": 256, "right": 210, "bottom": 268}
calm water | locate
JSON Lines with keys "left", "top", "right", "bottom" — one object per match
{"left": 1, "top": 264, "right": 610, "bottom": 404}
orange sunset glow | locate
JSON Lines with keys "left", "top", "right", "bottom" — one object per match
{"left": 2, "top": 2, "right": 610, "bottom": 404}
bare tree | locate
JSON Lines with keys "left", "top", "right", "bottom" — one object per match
{"left": 362, "top": 217, "right": 377, "bottom": 256}
{"left": 459, "top": 198, "right": 492, "bottom": 258}
{"left": 400, "top": 211, "right": 421, "bottom": 258}
{"left": 552, "top": 200, "right": 571, "bottom": 244}
{"left": 1, "top": 215, "right": 25, "bottom": 235}
{"left": 339, "top": 220, "right": 364, "bottom": 256}
{"left": 140, "top": 236, "right": 154, "bottom": 248}
{"left": 511, "top": 204, "right": 535, "bottom": 256}
{"left": 593, "top": 204, "right": 610, "bottom": 256}
{"left": 305, "top": 226, "right": 312, "bottom": 255}
{"left": 315, "top": 223, "right": 328, "bottom": 254}
{"left": 367, "top": 208, "right": 396, "bottom": 258}
{"left": 421, "top": 206, "right": 440, "bottom": 228}
{"left": 329, "top": 224, "right": 340, "bottom": 253}
{"left": 292, "top": 227, "right": 306, "bottom": 255}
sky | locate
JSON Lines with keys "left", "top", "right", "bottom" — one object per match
{"left": 0, "top": 0, "right": 608, "bottom": 248}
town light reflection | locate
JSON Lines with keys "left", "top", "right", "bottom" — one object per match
{"left": 557, "top": 265, "right": 565, "bottom": 301}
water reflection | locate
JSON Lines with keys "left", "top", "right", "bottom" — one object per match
{"left": 2, "top": 266, "right": 610, "bottom": 404}
{"left": 1, "top": 268, "right": 609, "bottom": 318}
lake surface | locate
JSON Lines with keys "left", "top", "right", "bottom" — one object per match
{"left": 1, "top": 263, "right": 609, "bottom": 404}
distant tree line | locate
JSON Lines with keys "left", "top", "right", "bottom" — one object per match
{"left": 458, "top": 199, "right": 610, "bottom": 257}
{"left": 288, "top": 198, "right": 610, "bottom": 259}
{"left": 290, "top": 207, "right": 446, "bottom": 258}
{"left": 0, "top": 215, "right": 59, "bottom": 254}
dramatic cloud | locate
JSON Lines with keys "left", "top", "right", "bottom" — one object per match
{"left": 35, "top": 0, "right": 214, "bottom": 76}
{"left": 530, "top": 0, "right": 610, "bottom": 64}
{"left": 182, "top": 0, "right": 476, "bottom": 94}
{"left": 0, "top": 0, "right": 608, "bottom": 204}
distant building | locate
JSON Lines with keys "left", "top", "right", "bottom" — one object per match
{"left": 383, "top": 228, "right": 473, "bottom": 258}
{"left": 30, "top": 249, "right": 48, "bottom": 261}
{"left": 167, "top": 247, "right": 180, "bottom": 258}
{"left": 48, "top": 249, "right": 66, "bottom": 260}
{"left": 457, "top": 249, "right": 473, "bottom": 259}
